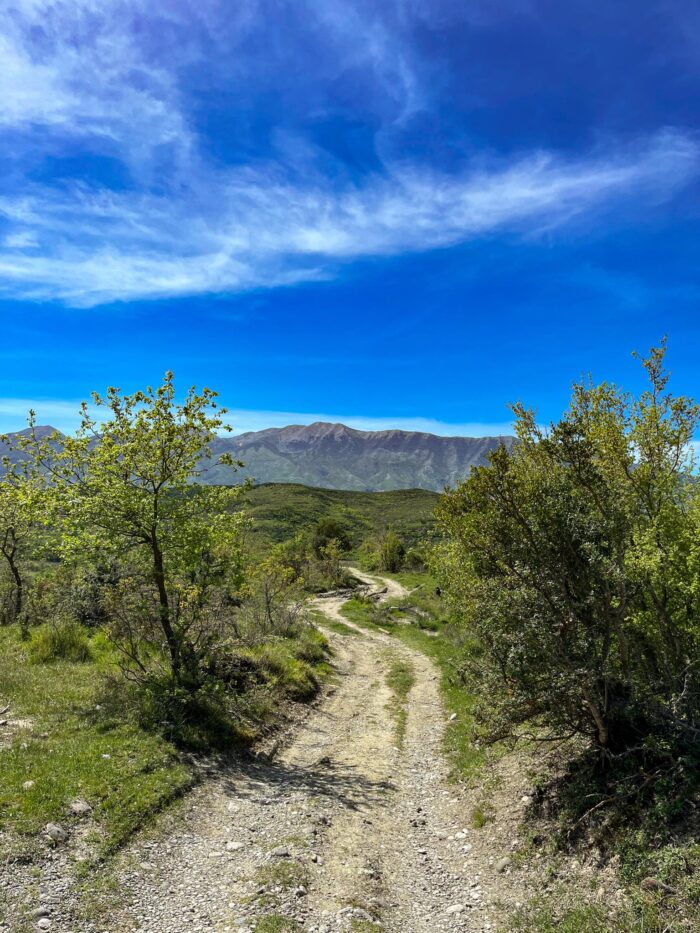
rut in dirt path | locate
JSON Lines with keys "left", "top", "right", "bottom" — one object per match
{"left": 21, "top": 573, "right": 520, "bottom": 933}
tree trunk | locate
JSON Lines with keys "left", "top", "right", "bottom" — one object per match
{"left": 1, "top": 529, "right": 22, "bottom": 624}
{"left": 8, "top": 557, "right": 22, "bottom": 621}
{"left": 151, "top": 534, "right": 180, "bottom": 678}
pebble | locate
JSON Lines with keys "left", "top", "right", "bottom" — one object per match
{"left": 44, "top": 823, "right": 69, "bottom": 843}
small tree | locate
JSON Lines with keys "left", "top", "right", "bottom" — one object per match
{"left": 18, "top": 373, "right": 245, "bottom": 687}
{"left": 379, "top": 530, "right": 405, "bottom": 573}
{"left": 312, "top": 517, "right": 351, "bottom": 557}
{"left": 236, "top": 552, "right": 308, "bottom": 642}
{"left": 317, "top": 538, "right": 344, "bottom": 587}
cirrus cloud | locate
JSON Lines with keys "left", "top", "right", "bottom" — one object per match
{"left": 0, "top": 1, "right": 698, "bottom": 307}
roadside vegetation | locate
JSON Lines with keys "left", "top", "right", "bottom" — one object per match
{"left": 435, "top": 344, "right": 700, "bottom": 931}
{"left": 0, "top": 375, "right": 332, "bottom": 868}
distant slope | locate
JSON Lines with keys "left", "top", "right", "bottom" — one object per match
{"left": 1, "top": 421, "right": 513, "bottom": 493}
{"left": 206, "top": 421, "right": 513, "bottom": 492}
{"left": 240, "top": 483, "right": 440, "bottom": 546}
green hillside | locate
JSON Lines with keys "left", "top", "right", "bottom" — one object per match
{"left": 238, "top": 483, "right": 440, "bottom": 546}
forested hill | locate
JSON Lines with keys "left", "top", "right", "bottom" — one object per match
{"left": 1, "top": 423, "right": 513, "bottom": 492}
{"left": 206, "top": 421, "right": 513, "bottom": 491}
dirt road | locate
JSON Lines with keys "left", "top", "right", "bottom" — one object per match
{"left": 26, "top": 574, "right": 519, "bottom": 933}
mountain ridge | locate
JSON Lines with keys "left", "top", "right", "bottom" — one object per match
{"left": 207, "top": 421, "right": 514, "bottom": 491}
{"left": 0, "top": 422, "right": 514, "bottom": 492}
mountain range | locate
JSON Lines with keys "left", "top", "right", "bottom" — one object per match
{"left": 1, "top": 422, "right": 514, "bottom": 492}
{"left": 207, "top": 421, "right": 513, "bottom": 491}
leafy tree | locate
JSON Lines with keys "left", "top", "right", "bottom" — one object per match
{"left": 312, "top": 517, "right": 351, "bottom": 557}
{"left": 317, "top": 537, "right": 345, "bottom": 587}
{"left": 436, "top": 345, "right": 700, "bottom": 757}
{"left": 18, "top": 373, "right": 245, "bottom": 687}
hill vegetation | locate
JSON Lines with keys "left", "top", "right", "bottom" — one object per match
{"left": 239, "top": 483, "right": 439, "bottom": 547}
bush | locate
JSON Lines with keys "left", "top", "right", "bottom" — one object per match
{"left": 312, "top": 518, "right": 351, "bottom": 557}
{"left": 29, "top": 621, "right": 92, "bottom": 663}
{"left": 437, "top": 345, "right": 700, "bottom": 792}
{"left": 358, "top": 531, "right": 406, "bottom": 573}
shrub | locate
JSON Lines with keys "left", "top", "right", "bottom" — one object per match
{"left": 291, "top": 627, "right": 330, "bottom": 665}
{"left": 379, "top": 531, "right": 405, "bottom": 572}
{"left": 29, "top": 621, "right": 92, "bottom": 663}
{"left": 312, "top": 517, "right": 351, "bottom": 557}
{"left": 437, "top": 344, "right": 700, "bottom": 813}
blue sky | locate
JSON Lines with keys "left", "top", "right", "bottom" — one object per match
{"left": 1, "top": 0, "right": 699, "bottom": 435}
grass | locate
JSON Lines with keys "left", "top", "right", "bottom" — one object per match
{"left": 0, "top": 626, "right": 194, "bottom": 863}
{"left": 505, "top": 891, "right": 700, "bottom": 933}
{"left": 470, "top": 802, "right": 495, "bottom": 828}
{"left": 237, "top": 483, "right": 439, "bottom": 548}
{"left": 241, "top": 630, "right": 332, "bottom": 702}
{"left": 507, "top": 902, "right": 611, "bottom": 932}
{"left": 309, "top": 608, "right": 355, "bottom": 636}
{"left": 253, "top": 916, "right": 302, "bottom": 932}
{"left": 0, "top": 621, "right": 333, "bottom": 866}
{"left": 383, "top": 653, "right": 415, "bottom": 746}
{"left": 255, "top": 859, "right": 309, "bottom": 890}
{"left": 28, "top": 621, "right": 92, "bottom": 663}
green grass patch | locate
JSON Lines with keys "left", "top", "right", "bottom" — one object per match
{"left": 320, "top": 618, "right": 356, "bottom": 636}
{"left": 309, "top": 608, "right": 355, "bottom": 636}
{"left": 470, "top": 802, "right": 495, "bottom": 828}
{"left": 507, "top": 902, "right": 611, "bottom": 932}
{"left": 253, "top": 916, "right": 302, "bottom": 933}
{"left": 378, "top": 570, "right": 436, "bottom": 591}
{"left": 28, "top": 622, "right": 92, "bottom": 663}
{"left": 0, "top": 626, "right": 194, "bottom": 862}
{"left": 383, "top": 653, "right": 415, "bottom": 746}
{"left": 241, "top": 630, "right": 331, "bottom": 702}
{"left": 338, "top": 598, "right": 382, "bottom": 630}
{"left": 505, "top": 892, "right": 699, "bottom": 933}
{"left": 255, "top": 859, "right": 308, "bottom": 891}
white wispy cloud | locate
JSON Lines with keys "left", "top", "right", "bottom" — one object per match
{"left": 0, "top": 1, "right": 697, "bottom": 306}
{"left": 0, "top": 131, "right": 695, "bottom": 306}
